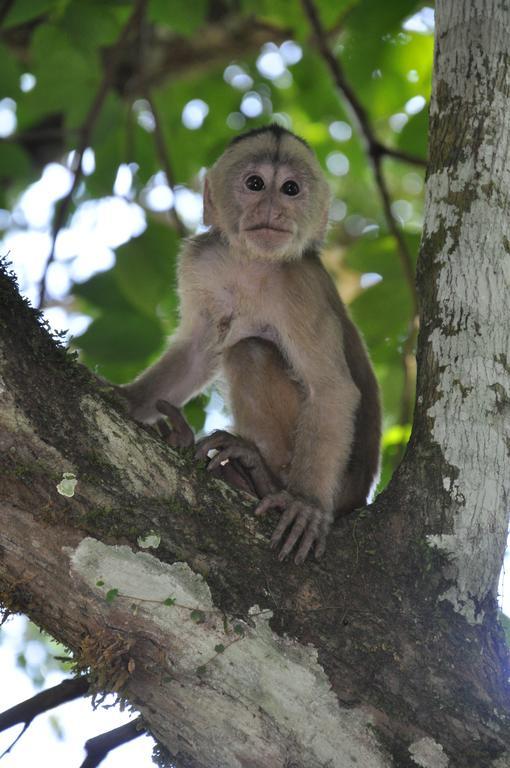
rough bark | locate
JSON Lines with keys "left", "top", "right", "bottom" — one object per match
{"left": 1, "top": 1, "right": 510, "bottom": 767}
{"left": 394, "top": 0, "right": 510, "bottom": 617}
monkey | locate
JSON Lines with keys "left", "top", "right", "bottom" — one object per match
{"left": 122, "top": 125, "right": 381, "bottom": 564}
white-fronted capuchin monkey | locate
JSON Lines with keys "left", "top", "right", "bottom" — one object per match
{"left": 123, "top": 125, "right": 381, "bottom": 564}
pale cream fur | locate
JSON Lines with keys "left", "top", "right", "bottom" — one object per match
{"left": 124, "top": 128, "right": 380, "bottom": 536}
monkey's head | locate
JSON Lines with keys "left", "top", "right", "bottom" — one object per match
{"left": 204, "top": 125, "right": 330, "bottom": 260}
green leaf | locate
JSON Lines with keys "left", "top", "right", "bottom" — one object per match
{"left": 0, "top": 142, "right": 31, "bottom": 181}
{"left": 22, "top": 23, "right": 100, "bottom": 127}
{"left": 96, "top": 580, "right": 105, "bottom": 587}
{"left": 214, "top": 643, "right": 225, "bottom": 654}
{"left": 190, "top": 609, "right": 206, "bottom": 624}
{"left": 115, "top": 224, "right": 180, "bottom": 317}
{"left": 72, "top": 269, "right": 134, "bottom": 314}
{"left": 59, "top": 1, "right": 122, "bottom": 51}
{"left": 164, "top": 597, "right": 176, "bottom": 606}
{"left": 105, "top": 588, "right": 119, "bottom": 603}
{"left": 149, "top": 0, "right": 207, "bottom": 35}
{"left": 0, "top": 44, "right": 22, "bottom": 98}
{"left": 233, "top": 624, "right": 244, "bottom": 636}
{"left": 398, "top": 108, "right": 429, "bottom": 159}
{"left": 75, "top": 312, "right": 164, "bottom": 365}
{"left": 184, "top": 395, "right": 208, "bottom": 432}
{"left": 3, "top": 0, "right": 57, "bottom": 28}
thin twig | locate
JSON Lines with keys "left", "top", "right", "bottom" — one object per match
{"left": 80, "top": 717, "right": 145, "bottom": 768}
{"left": 379, "top": 143, "right": 427, "bottom": 168}
{"left": 144, "top": 92, "right": 187, "bottom": 237}
{"left": 0, "top": 677, "right": 89, "bottom": 757}
{"left": 36, "top": 0, "right": 149, "bottom": 309}
{"left": 0, "top": 0, "right": 16, "bottom": 27}
{"left": 301, "top": 0, "right": 419, "bottom": 315}
{"left": 0, "top": 676, "right": 89, "bottom": 733}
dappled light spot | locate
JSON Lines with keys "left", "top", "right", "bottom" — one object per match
{"left": 391, "top": 199, "right": 413, "bottom": 224}
{"left": 19, "top": 72, "right": 36, "bottom": 92}
{"left": 226, "top": 112, "right": 246, "bottom": 130}
{"left": 329, "top": 200, "right": 347, "bottom": 222}
{"left": 326, "top": 152, "right": 349, "bottom": 177}
{"left": 257, "top": 46, "right": 286, "bottom": 80}
{"left": 279, "top": 40, "right": 303, "bottom": 65}
{"left": 405, "top": 95, "right": 426, "bottom": 115}
{"left": 223, "top": 64, "right": 254, "bottom": 91}
{"left": 403, "top": 7, "right": 435, "bottom": 33}
{"left": 240, "top": 92, "right": 263, "bottom": 118}
{"left": 114, "top": 164, "right": 134, "bottom": 197}
{"left": 0, "top": 98, "right": 16, "bottom": 138}
{"left": 133, "top": 98, "right": 155, "bottom": 132}
{"left": 329, "top": 121, "right": 352, "bottom": 142}
{"left": 174, "top": 187, "right": 203, "bottom": 229}
{"left": 360, "top": 272, "right": 383, "bottom": 289}
{"left": 182, "top": 99, "right": 209, "bottom": 130}
{"left": 389, "top": 113, "right": 408, "bottom": 133}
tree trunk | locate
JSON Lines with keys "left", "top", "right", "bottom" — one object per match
{"left": 1, "top": 1, "right": 510, "bottom": 766}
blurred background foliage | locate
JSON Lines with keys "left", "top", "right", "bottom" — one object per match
{"left": 0, "top": 0, "right": 433, "bottom": 491}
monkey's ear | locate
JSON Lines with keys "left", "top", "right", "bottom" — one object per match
{"left": 203, "top": 177, "right": 216, "bottom": 227}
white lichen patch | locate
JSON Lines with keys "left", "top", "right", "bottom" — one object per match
{"left": 409, "top": 737, "right": 449, "bottom": 768}
{"left": 57, "top": 472, "right": 78, "bottom": 498}
{"left": 70, "top": 537, "right": 390, "bottom": 768}
{"left": 492, "top": 753, "right": 510, "bottom": 768}
{"left": 137, "top": 531, "right": 161, "bottom": 549}
{"left": 79, "top": 395, "right": 179, "bottom": 496}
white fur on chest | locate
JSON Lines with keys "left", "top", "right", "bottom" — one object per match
{"left": 199, "top": 256, "right": 282, "bottom": 347}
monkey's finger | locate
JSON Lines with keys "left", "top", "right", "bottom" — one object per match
{"left": 156, "top": 399, "right": 180, "bottom": 420}
{"left": 255, "top": 491, "right": 288, "bottom": 517}
{"left": 314, "top": 534, "right": 327, "bottom": 560}
{"left": 156, "top": 401, "right": 194, "bottom": 447}
{"left": 207, "top": 448, "right": 234, "bottom": 472}
{"left": 157, "top": 418, "right": 171, "bottom": 439}
{"left": 270, "top": 504, "right": 300, "bottom": 549}
{"left": 295, "top": 521, "right": 320, "bottom": 565}
{"left": 277, "top": 510, "right": 309, "bottom": 561}
{"left": 195, "top": 430, "right": 234, "bottom": 459}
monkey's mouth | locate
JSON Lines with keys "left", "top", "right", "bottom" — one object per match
{"left": 244, "top": 225, "right": 293, "bottom": 234}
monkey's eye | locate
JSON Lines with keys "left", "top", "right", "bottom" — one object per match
{"left": 281, "top": 180, "right": 300, "bottom": 197}
{"left": 245, "top": 175, "right": 265, "bottom": 191}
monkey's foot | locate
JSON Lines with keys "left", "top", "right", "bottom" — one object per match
{"left": 195, "top": 430, "right": 279, "bottom": 497}
{"left": 155, "top": 400, "right": 195, "bottom": 449}
{"left": 255, "top": 491, "right": 333, "bottom": 564}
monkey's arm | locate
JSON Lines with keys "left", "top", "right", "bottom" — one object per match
{"left": 122, "top": 315, "right": 220, "bottom": 423}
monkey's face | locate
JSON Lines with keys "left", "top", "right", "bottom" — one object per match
{"left": 205, "top": 131, "right": 330, "bottom": 261}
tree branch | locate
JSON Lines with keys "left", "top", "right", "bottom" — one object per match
{"left": 80, "top": 717, "right": 145, "bottom": 768}
{"left": 36, "top": 0, "right": 149, "bottom": 310}
{"left": 0, "top": 677, "right": 89, "bottom": 733}
{"left": 0, "top": 677, "right": 89, "bottom": 758}
{"left": 1, "top": 260, "right": 509, "bottom": 767}
{"left": 301, "top": 0, "right": 419, "bottom": 316}
{"left": 144, "top": 92, "right": 187, "bottom": 238}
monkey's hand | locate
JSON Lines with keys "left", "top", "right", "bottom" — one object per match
{"left": 255, "top": 491, "right": 333, "bottom": 564}
{"left": 155, "top": 400, "right": 195, "bottom": 449}
{"left": 195, "top": 431, "right": 280, "bottom": 498}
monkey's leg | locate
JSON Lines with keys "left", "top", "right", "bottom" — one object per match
{"left": 195, "top": 430, "right": 280, "bottom": 498}
{"left": 255, "top": 491, "right": 333, "bottom": 565}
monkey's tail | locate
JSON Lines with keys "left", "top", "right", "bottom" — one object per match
{"left": 337, "top": 387, "right": 381, "bottom": 516}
